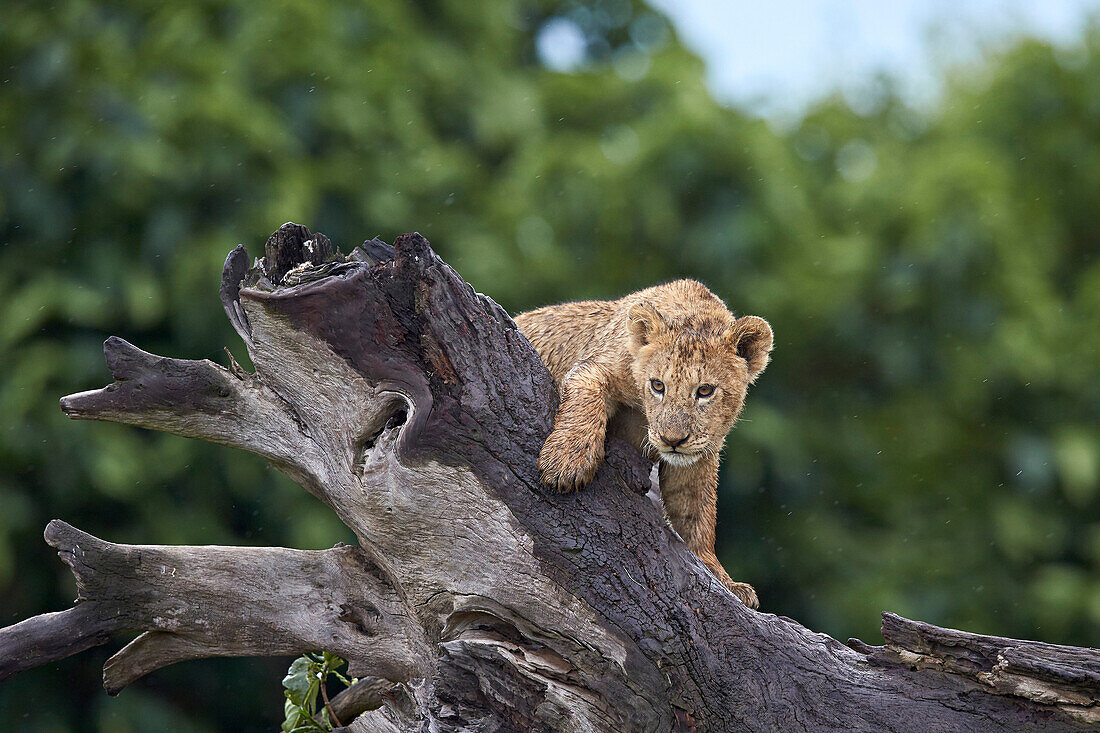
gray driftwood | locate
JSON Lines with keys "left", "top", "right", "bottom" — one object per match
{"left": 1, "top": 223, "right": 1097, "bottom": 731}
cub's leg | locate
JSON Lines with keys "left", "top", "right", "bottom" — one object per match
{"left": 539, "top": 361, "right": 614, "bottom": 492}
{"left": 659, "top": 456, "right": 758, "bottom": 609}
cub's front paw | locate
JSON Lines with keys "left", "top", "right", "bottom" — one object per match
{"left": 537, "top": 428, "right": 604, "bottom": 492}
{"left": 726, "top": 581, "right": 759, "bottom": 610}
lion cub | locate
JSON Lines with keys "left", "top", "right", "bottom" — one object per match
{"left": 514, "top": 279, "right": 772, "bottom": 608}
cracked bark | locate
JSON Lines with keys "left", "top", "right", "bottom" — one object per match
{"left": 1, "top": 223, "right": 1096, "bottom": 731}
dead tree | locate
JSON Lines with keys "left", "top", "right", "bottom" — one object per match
{"left": 1, "top": 224, "right": 1096, "bottom": 731}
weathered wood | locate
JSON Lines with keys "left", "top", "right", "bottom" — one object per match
{"left": 0, "top": 603, "right": 117, "bottom": 681}
{"left": 3, "top": 223, "right": 1097, "bottom": 730}
{"left": 0, "top": 520, "right": 426, "bottom": 694}
{"left": 321, "top": 677, "right": 393, "bottom": 725}
{"left": 874, "top": 613, "right": 1100, "bottom": 721}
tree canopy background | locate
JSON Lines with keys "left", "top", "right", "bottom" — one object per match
{"left": 1, "top": 1, "right": 1098, "bottom": 730}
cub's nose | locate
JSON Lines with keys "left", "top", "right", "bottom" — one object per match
{"left": 660, "top": 433, "right": 689, "bottom": 449}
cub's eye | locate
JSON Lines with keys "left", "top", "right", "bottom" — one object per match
{"left": 696, "top": 384, "right": 715, "bottom": 398}
{"left": 650, "top": 379, "right": 665, "bottom": 394}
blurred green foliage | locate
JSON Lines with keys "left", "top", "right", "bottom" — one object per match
{"left": 1, "top": 0, "right": 1098, "bottom": 729}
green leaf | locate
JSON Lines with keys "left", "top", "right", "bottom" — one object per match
{"left": 282, "top": 697, "right": 304, "bottom": 733}
{"left": 282, "top": 656, "right": 316, "bottom": 707}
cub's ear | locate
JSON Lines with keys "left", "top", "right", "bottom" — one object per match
{"left": 627, "top": 302, "right": 668, "bottom": 352}
{"left": 728, "top": 316, "right": 773, "bottom": 382}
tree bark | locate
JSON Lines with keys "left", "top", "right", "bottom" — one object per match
{"left": 2, "top": 223, "right": 1096, "bottom": 731}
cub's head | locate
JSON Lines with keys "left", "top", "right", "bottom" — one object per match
{"left": 627, "top": 302, "right": 772, "bottom": 466}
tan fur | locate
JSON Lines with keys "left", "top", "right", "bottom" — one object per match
{"left": 514, "top": 280, "right": 773, "bottom": 608}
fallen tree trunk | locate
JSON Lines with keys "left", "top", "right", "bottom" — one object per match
{"left": 1, "top": 223, "right": 1096, "bottom": 731}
